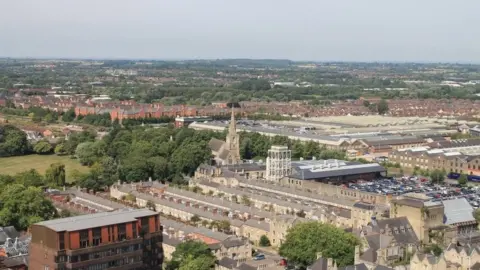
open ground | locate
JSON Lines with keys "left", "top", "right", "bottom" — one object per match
{"left": 0, "top": 154, "right": 89, "bottom": 180}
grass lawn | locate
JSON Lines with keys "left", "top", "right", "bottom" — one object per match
{"left": 0, "top": 154, "right": 90, "bottom": 181}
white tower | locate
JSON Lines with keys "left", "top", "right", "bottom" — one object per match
{"left": 266, "top": 145, "right": 292, "bottom": 182}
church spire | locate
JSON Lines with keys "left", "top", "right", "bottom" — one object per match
{"left": 225, "top": 104, "right": 241, "bottom": 165}
{"left": 229, "top": 105, "right": 236, "bottom": 132}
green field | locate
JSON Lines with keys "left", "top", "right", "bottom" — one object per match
{"left": 0, "top": 154, "right": 90, "bottom": 178}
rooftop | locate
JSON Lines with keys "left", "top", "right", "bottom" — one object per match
{"left": 443, "top": 198, "right": 477, "bottom": 226}
{"left": 290, "top": 159, "right": 386, "bottom": 180}
{"left": 35, "top": 208, "right": 158, "bottom": 232}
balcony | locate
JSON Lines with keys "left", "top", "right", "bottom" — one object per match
{"left": 66, "top": 237, "right": 143, "bottom": 256}
{"left": 65, "top": 249, "right": 143, "bottom": 269}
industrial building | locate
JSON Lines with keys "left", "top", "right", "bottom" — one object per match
{"left": 389, "top": 138, "right": 480, "bottom": 180}
{"left": 285, "top": 159, "right": 386, "bottom": 183}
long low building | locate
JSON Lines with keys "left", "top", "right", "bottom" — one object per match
{"left": 286, "top": 159, "right": 386, "bottom": 183}
{"left": 190, "top": 121, "right": 451, "bottom": 153}
{"left": 389, "top": 140, "right": 480, "bottom": 179}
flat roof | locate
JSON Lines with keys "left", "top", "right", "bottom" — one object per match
{"left": 290, "top": 159, "right": 385, "bottom": 180}
{"left": 35, "top": 208, "right": 157, "bottom": 232}
{"left": 443, "top": 198, "right": 476, "bottom": 225}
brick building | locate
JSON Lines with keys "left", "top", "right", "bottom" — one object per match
{"left": 29, "top": 209, "right": 163, "bottom": 270}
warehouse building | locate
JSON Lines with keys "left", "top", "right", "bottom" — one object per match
{"left": 281, "top": 159, "right": 386, "bottom": 185}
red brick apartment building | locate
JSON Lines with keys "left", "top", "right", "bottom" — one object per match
{"left": 29, "top": 209, "right": 163, "bottom": 270}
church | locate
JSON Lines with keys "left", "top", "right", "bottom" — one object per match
{"left": 208, "top": 107, "right": 242, "bottom": 165}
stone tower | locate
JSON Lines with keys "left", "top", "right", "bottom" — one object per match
{"left": 225, "top": 106, "right": 241, "bottom": 164}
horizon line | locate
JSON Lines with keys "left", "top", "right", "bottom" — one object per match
{"left": 0, "top": 56, "right": 479, "bottom": 65}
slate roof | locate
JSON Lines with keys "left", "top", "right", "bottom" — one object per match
{"left": 162, "top": 235, "right": 182, "bottom": 247}
{"left": 353, "top": 202, "right": 376, "bottom": 210}
{"left": 359, "top": 248, "right": 377, "bottom": 263}
{"left": 364, "top": 137, "right": 425, "bottom": 147}
{"left": 218, "top": 257, "right": 237, "bottom": 269}
{"left": 243, "top": 219, "right": 270, "bottom": 232}
{"left": 429, "top": 138, "right": 480, "bottom": 149}
{"left": 371, "top": 217, "right": 419, "bottom": 245}
{"left": 236, "top": 263, "right": 257, "bottom": 270}
{"left": 308, "top": 257, "right": 328, "bottom": 270}
{"left": 443, "top": 198, "right": 477, "bottom": 225}
{"left": 0, "top": 226, "right": 20, "bottom": 244}
{"left": 339, "top": 264, "right": 369, "bottom": 270}
{"left": 446, "top": 242, "right": 480, "bottom": 255}
{"left": 2, "top": 255, "right": 29, "bottom": 268}
{"left": 209, "top": 237, "right": 248, "bottom": 250}
{"left": 209, "top": 138, "right": 225, "bottom": 152}
{"left": 224, "top": 163, "right": 267, "bottom": 172}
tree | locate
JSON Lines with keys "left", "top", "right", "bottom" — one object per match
{"left": 0, "top": 184, "right": 58, "bottom": 230}
{"left": 54, "top": 143, "right": 67, "bottom": 155}
{"left": 15, "top": 169, "right": 45, "bottom": 187}
{"left": 458, "top": 174, "right": 468, "bottom": 187}
{"left": 62, "top": 108, "right": 76, "bottom": 122}
{"left": 279, "top": 221, "right": 359, "bottom": 268}
{"left": 149, "top": 156, "right": 169, "bottom": 181}
{"left": 45, "top": 163, "right": 66, "bottom": 187}
{"left": 75, "top": 142, "right": 98, "bottom": 166}
{"left": 424, "top": 244, "right": 443, "bottom": 257}
{"left": 59, "top": 209, "right": 72, "bottom": 218}
{"left": 241, "top": 195, "right": 252, "bottom": 206}
{"left": 259, "top": 235, "right": 271, "bottom": 247}
{"left": 430, "top": 169, "right": 445, "bottom": 184}
{"left": 190, "top": 215, "right": 201, "bottom": 225}
{"left": 179, "top": 255, "right": 216, "bottom": 270}
{"left": 125, "top": 193, "right": 136, "bottom": 203}
{"left": 146, "top": 200, "right": 156, "bottom": 211}
{"left": 217, "top": 220, "right": 231, "bottom": 233}
{"left": 296, "top": 210, "right": 306, "bottom": 218}
{"left": 33, "top": 140, "right": 53, "bottom": 154}
{"left": 474, "top": 209, "right": 480, "bottom": 222}
{"left": 166, "top": 240, "right": 215, "bottom": 270}
{"left": 0, "top": 125, "right": 30, "bottom": 157}
{"left": 377, "top": 99, "right": 389, "bottom": 115}
{"left": 363, "top": 100, "right": 370, "bottom": 107}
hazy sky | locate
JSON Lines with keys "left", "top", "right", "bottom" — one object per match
{"left": 1, "top": 0, "right": 480, "bottom": 62}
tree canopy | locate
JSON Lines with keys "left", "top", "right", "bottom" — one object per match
{"left": 430, "top": 169, "right": 446, "bottom": 184}
{"left": 0, "top": 184, "right": 58, "bottom": 230}
{"left": 166, "top": 240, "right": 215, "bottom": 270}
{"left": 0, "top": 125, "right": 30, "bottom": 157}
{"left": 377, "top": 99, "right": 389, "bottom": 115}
{"left": 33, "top": 140, "right": 53, "bottom": 154}
{"left": 45, "top": 163, "right": 66, "bottom": 187}
{"left": 458, "top": 174, "right": 468, "bottom": 186}
{"left": 236, "top": 78, "right": 271, "bottom": 91}
{"left": 279, "top": 221, "right": 360, "bottom": 268}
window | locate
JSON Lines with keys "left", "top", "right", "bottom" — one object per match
{"left": 80, "top": 230, "right": 89, "bottom": 248}
{"left": 118, "top": 224, "right": 126, "bottom": 241}
{"left": 92, "top": 227, "right": 102, "bottom": 246}
{"left": 141, "top": 217, "right": 149, "bottom": 234}
{"left": 132, "top": 223, "right": 137, "bottom": 238}
{"left": 56, "top": 255, "right": 67, "bottom": 263}
{"left": 107, "top": 226, "right": 112, "bottom": 242}
{"left": 58, "top": 232, "right": 65, "bottom": 250}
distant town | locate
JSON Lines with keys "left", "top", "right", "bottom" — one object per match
{"left": 2, "top": 59, "right": 480, "bottom": 270}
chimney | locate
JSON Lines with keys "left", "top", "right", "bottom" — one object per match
{"left": 354, "top": 246, "right": 360, "bottom": 262}
{"left": 327, "top": 258, "right": 334, "bottom": 268}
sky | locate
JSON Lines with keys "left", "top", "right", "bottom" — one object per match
{"left": 1, "top": 0, "right": 480, "bottom": 62}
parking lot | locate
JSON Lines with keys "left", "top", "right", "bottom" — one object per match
{"left": 346, "top": 177, "right": 480, "bottom": 208}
